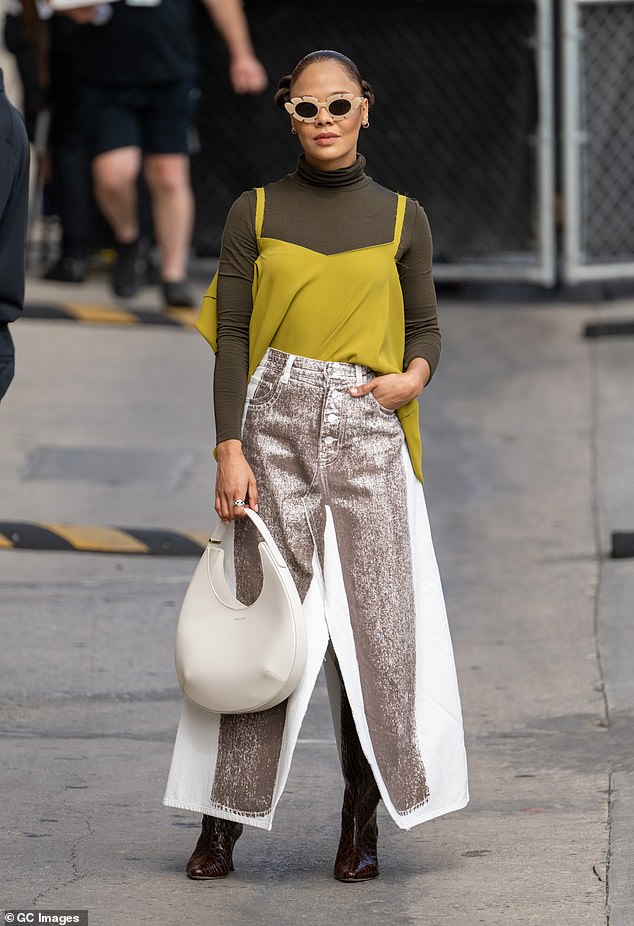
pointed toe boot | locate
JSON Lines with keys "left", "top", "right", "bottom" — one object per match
{"left": 186, "top": 815, "right": 244, "bottom": 880}
{"left": 333, "top": 795, "right": 379, "bottom": 882}
{"left": 333, "top": 687, "right": 380, "bottom": 883}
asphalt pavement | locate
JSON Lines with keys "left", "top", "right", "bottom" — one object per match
{"left": 1, "top": 264, "right": 633, "bottom": 925}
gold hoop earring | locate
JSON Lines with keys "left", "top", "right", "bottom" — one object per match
{"left": 291, "top": 126, "right": 297, "bottom": 134}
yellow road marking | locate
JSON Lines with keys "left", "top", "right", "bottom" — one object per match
{"left": 182, "top": 531, "right": 211, "bottom": 548}
{"left": 63, "top": 303, "right": 138, "bottom": 325}
{"left": 40, "top": 523, "right": 149, "bottom": 554}
{"left": 163, "top": 307, "right": 197, "bottom": 326}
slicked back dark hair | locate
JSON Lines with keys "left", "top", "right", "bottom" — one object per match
{"left": 274, "top": 49, "right": 375, "bottom": 112}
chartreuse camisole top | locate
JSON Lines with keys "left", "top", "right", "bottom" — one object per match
{"left": 197, "top": 186, "right": 424, "bottom": 482}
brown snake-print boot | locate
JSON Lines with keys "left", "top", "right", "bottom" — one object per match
{"left": 333, "top": 687, "right": 381, "bottom": 882}
{"left": 186, "top": 815, "right": 244, "bottom": 879}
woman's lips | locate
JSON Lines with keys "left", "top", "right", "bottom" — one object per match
{"left": 314, "top": 134, "right": 339, "bottom": 145}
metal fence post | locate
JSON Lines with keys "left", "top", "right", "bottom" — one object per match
{"left": 562, "top": 0, "right": 634, "bottom": 283}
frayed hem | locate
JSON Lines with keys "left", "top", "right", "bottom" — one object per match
{"left": 162, "top": 797, "right": 274, "bottom": 831}
{"left": 393, "top": 792, "right": 470, "bottom": 831}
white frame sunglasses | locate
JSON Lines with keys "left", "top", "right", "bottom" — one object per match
{"left": 284, "top": 93, "right": 365, "bottom": 123}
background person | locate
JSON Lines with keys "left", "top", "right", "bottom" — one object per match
{"left": 41, "top": 12, "right": 94, "bottom": 283}
{"left": 164, "top": 50, "right": 468, "bottom": 882}
{"left": 62, "top": 0, "right": 267, "bottom": 307}
{"left": 0, "top": 64, "right": 29, "bottom": 401}
{"left": 2, "top": 0, "right": 49, "bottom": 142}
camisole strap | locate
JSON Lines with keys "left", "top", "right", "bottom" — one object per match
{"left": 392, "top": 193, "right": 407, "bottom": 255}
{"left": 254, "top": 187, "right": 265, "bottom": 239}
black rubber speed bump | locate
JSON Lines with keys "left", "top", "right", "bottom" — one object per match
{"left": 23, "top": 302, "right": 197, "bottom": 329}
{"left": 584, "top": 320, "right": 634, "bottom": 339}
{"left": 612, "top": 533, "right": 634, "bottom": 559}
{"left": 0, "top": 521, "right": 207, "bottom": 556}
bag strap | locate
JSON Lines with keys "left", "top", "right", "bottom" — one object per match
{"left": 210, "top": 508, "right": 288, "bottom": 571}
{"left": 254, "top": 187, "right": 265, "bottom": 239}
{"left": 210, "top": 520, "right": 228, "bottom": 544}
{"left": 392, "top": 193, "right": 407, "bottom": 255}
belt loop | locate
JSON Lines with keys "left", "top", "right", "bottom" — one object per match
{"left": 355, "top": 364, "right": 364, "bottom": 386}
{"left": 280, "top": 353, "right": 295, "bottom": 384}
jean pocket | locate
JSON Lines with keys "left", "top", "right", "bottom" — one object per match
{"left": 247, "top": 371, "right": 283, "bottom": 410}
{"left": 367, "top": 391, "right": 396, "bottom": 416}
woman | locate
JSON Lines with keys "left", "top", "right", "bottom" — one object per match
{"left": 164, "top": 49, "right": 468, "bottom": 882}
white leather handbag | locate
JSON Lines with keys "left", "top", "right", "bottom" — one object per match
{"left": 174, "top": 508, "right": 306, "bottom": 714}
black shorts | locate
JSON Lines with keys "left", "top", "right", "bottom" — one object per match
{"left": 81, "top": 79, "right": 200, "bottom": 158}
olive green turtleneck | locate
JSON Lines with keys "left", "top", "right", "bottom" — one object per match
{"left": 213, "top": 154, "right": 440, "bottom": 444}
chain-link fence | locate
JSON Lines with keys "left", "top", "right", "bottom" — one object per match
{"left": 562, "top": 0, "right": 634, "bottom": 282}
{"left": 192, "top": 0, "right": 556, "bottom": 284}
{"left": 10, "top": 1, "right": 632, "bottom": 285}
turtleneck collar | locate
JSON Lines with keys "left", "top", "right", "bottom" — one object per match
{"left": 294, "top": 154, "right": 369, "bottom": 190}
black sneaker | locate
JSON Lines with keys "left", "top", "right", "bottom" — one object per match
{"left": 43, "top": 256, "right": 87, "bottom": 283}
{"left": 162, "top": 280, "right": 195, "bottom": 308}
{"left": 112, "top": 238, "right": 148, "bottom": 298}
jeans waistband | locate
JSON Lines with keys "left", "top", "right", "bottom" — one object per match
{"left": 260, "top": 348, "right": 375, "bottom": 387}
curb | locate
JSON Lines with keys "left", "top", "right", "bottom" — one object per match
{"left": 0, "top": 521, "right": 207, "bottom": 556}
{"left": 23, "top": 302, "right": 197, "bottom": 329}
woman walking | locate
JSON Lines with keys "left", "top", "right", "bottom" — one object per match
{"left": 164, "top": 49, "right": 468, "bottom": 882}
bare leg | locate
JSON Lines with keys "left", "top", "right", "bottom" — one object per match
{"left": 92, "top": 147, "right": 148, "bottom": 297}
{"left": 143, "top": 153, "right": 193, "bottom": 283}
{"left": 92, "top": 146, "right": 141, "bottom": 244}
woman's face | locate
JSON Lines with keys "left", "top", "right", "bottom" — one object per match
{"left": 289, "top": 60, "right": 368, "bottom": 171}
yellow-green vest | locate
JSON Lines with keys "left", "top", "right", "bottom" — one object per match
{"left": 196, "top": 187, "right": 423, "bottom": 482}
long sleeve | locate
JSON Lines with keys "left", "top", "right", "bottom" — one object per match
{"left": 398, "top": 201, "right": 441, "bottom": 377}
{"left": 0, "top": 98, "right": 30, "bottom": 324}
{"left": 213, "top": 190, "right": 258, "bottom": 444}
{"left": 210, "top": 167, "right": 442, "bottom": 446}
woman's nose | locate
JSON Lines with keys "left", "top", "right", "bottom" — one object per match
{"left": 315, "top": 105, "right": 333, "bottom": 125}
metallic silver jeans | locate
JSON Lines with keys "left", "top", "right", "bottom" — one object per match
{"left": 210, "top": 348, "right": 429, "bottom": 817}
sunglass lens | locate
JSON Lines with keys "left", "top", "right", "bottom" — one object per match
{"left": 294, "top": 101, "right": 319, "bottom": 119}
{"left": 328, "top": 99, "right": 352, "bottom": 116}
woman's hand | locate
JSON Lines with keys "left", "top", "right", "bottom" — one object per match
{"left": 348, "top": 358, "right": 431, "bottom": 410}
{"left": 215, "top": 440, "right": 259, "bottom": 522}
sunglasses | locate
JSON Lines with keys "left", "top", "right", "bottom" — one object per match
{"left": 284, "top": 93, "right": 365, "bottom": 123}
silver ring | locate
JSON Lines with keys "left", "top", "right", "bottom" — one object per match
{"left": 232, "top": 499, "right": 246, "bottom": 507}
